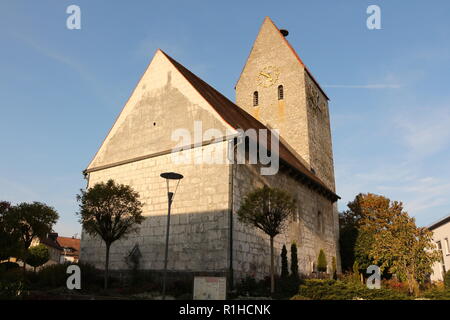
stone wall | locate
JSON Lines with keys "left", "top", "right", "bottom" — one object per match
{"left": 80, "top": 141, "right": 231, "bottom": 273}
{"left": 304, "top": 71, "right": 336, "bottom": 192}
{"left": 231, "top": 161, "right": 339, "bottom": 280}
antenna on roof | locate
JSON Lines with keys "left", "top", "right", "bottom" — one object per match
{"left": 280, "top": 29, "right": 289, "bottom": 37}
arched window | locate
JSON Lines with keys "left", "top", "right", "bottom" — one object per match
{"left": 253, "top": 91, "right": 259, "bottom": 106}
{"left": 278, "top": 85, "right": 284, "bottom": 100}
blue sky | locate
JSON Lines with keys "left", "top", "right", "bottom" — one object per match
{"left": 1, "top": 0, "right": 449, "bottom": 235}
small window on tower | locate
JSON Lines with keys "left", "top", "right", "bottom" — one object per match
{"left": 253, "top": 91, "right": 259, "bottom": 106}
{"left": 278, "top": 85, "right": 284, "bottom": 100}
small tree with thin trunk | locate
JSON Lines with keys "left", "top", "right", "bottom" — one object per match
{"left": 26, "top": 244, "right": 50, "bottom": 272}
{"left": 317, "top": 249, "right": 327, "bottom": 273}
{"left": 237, "top": 185, "right": 296, "bottom": 296}
{"left": 77, "top": 179, "right": 144, "bottom": 289}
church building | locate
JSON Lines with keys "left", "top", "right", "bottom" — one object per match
{"left": 80, "top": 17, "right": 340, "bottom": 283}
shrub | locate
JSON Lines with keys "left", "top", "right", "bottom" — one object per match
{"left": 34, "top": 262, "right": 101, "bottom": 290}
{"left": 235, "top": 276, "right": 270, "bottom": 297}
{"left": 444, "top": 270, "right": 450, "bottom": 289}
{"left": 331, "top": 257, "right": 337, "bottom": 280}
{"left": 290, "top": 243, "right": 299, "bottom": 279}
{"left": 383, "top": 278, "right": 410, "bottom": 295}
{"left": 290, "top": 295, "right": 311, "bottom": 300}
{"left": 423, "top": 286, "right": 450, "bottom": 300}
{"left": 26, "top": 244, "right": 50, "bottom": 272}
{"left": 317, "top": 249, "right": 327, "bottom": 273}
{"left": 0, "top": 261, "right": 20, "bottom": 272}
{"left": 296, "top": 279, "right": 410, "bottom": 300}
{"left": 0, "top": 280, "right": 25, "bottom": 299}
{"left": 275, "top": 275, "right": 302, "bottom": 299}
{"left": 281, "top": 245, "right": 288, "bottom": 278}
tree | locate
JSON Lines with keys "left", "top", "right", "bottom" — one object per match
{"left": 0, "top": 201, "right": 22, "bottom": 261}
{"left": 339, "top": 193, "right": 394, "bottom": 272}
{"left": 77, "top": 179, "right": 144, "bottom": 289}
{"left": 237, "top": 185, "right": 296, "bottom": 295}
{"left": 280, "top": 245, "right": 288, "bottom": 278}
{"left": 331, "top": 256, "right": 337, "bottom": 280}
{"left": 290, "top": 242, "right": 299, "bottom": 279}
{"left": 368, "top": 209, "right": 440, "bottom": 296}
{"left": 26, "top": 244, "right": 49, "bottom": 272}
{"left": 9, "top": 202, "right": 59, "bottom": 269}
{"left": 317, "top": 249, "right": 327, "bottom": 273}
{"left": 342, "top": 193, "right": 440, "bottom": 296}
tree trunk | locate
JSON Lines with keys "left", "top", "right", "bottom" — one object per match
{"left": 104, "top": 243, "right": 111, "bottom": 289}
{"left": 270, "top": 236, "right": 275, "bottom": 296}
{"left": 407, "top": 272, "right": 419, "bottom": 297}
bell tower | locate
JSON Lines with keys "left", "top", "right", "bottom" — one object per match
{"left": 235, "top": 17, "right": 336, "bottom": 192}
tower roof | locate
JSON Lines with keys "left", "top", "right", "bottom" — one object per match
{"left": 237, "top": 17, "right": 329, "bottom": 100}
{"left": 161, "top": 50, "right": 339, "bottom": 201}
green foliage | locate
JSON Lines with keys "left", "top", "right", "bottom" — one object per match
{"left": 423, "top": 286, "right": 450, "bottom": 300}
{"left": 77, "top": 179, "right": 144, "bottom": 289}
{"left": 280, "top": 245, "right": 288, "bottom": 278}
{"left": 237, "top": 185, "right": 296, "bottom": 294}
{"left": 10, "top": 202, "right": 59, "bottom": 251}
{"left": 0, "top": 201, "right": 23, "bottom": 260}
{"left": 340, "top": 193, "right": 440, "bottom": 297}
{"left": 444, "top": 270, "right": 450, "bottom": 289}
{"left": 332, "top": 257, "right": 337, "bottom": 280}
{"left": 77, "top": 180, "right": 144, "bottom": 245}
{"left": 317, "top": 249, "right": 327, "bottom": 273}
{"left": 354, "top": 229, "right": 374, "bottom": 272}
{"left": 297, "top": 279, "right": 410, "bottom": 300}
{"left": 0, "top": 279, "right": 25, "bottom": 300}
{"left": 26, "top": 244, "right": 50, "bottom": 270}
{"left": 290, "top": 242, "right": 299, "bottom": 279}
{"left": 34, "top": 262, "right": 101, "bottom": 290}
{"left": 237, "top": 186, "right": 296, "bottom": 238}
{"left": 0, "top": 261, "right": 20, "bottom": 272}
{"left": 338, "top": 213, "right": 358, "bottom": 272}
{"left": 235, "top": 276, "right": 270, "bottom": 297}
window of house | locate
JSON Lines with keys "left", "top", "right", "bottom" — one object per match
{"left": 445, "top": 238, "right": 450, "bottom": 255}
{"left": 253, "top": 91, "right": 259, "bottom": 106}
{"left": 278, "top": 85, "right": 284, "bottom": 100}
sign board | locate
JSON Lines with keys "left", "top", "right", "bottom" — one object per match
{"left": 193, "top": 277, "right": 226, "bottom": 300}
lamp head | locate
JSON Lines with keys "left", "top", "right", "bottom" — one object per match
{"left": 160, "top": 172, "right": 184, "bottom": 180}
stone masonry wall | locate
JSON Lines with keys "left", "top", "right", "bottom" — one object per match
{"left": 232, "top": 161, "right": 339, "bottom": 280}
{"left": 80, "top": 141, "right": 231, "bottom": 273}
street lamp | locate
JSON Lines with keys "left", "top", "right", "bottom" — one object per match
{"left": 160, "top": 171, "right": 183, "bottom": 300}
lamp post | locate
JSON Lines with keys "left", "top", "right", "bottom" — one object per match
{"left": 160, "top": 171, "right": 183, "bottom": 300}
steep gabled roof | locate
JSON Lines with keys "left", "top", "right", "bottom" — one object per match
{"left": 236, "top": 17, "right": 329, "bottom": 100}
{"left": 161, "top": 51, "right": 339, "bottom": 202}
{"left": 428, "top": 214, "right": 450, "bottom": 231}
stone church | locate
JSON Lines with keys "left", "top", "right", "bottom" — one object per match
{"left": 80, "top": 17, "right": 340, "bottom": 283}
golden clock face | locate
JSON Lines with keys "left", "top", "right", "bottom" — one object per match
{"left": 257, "top": 66, "right": 280, "bottom": 87}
